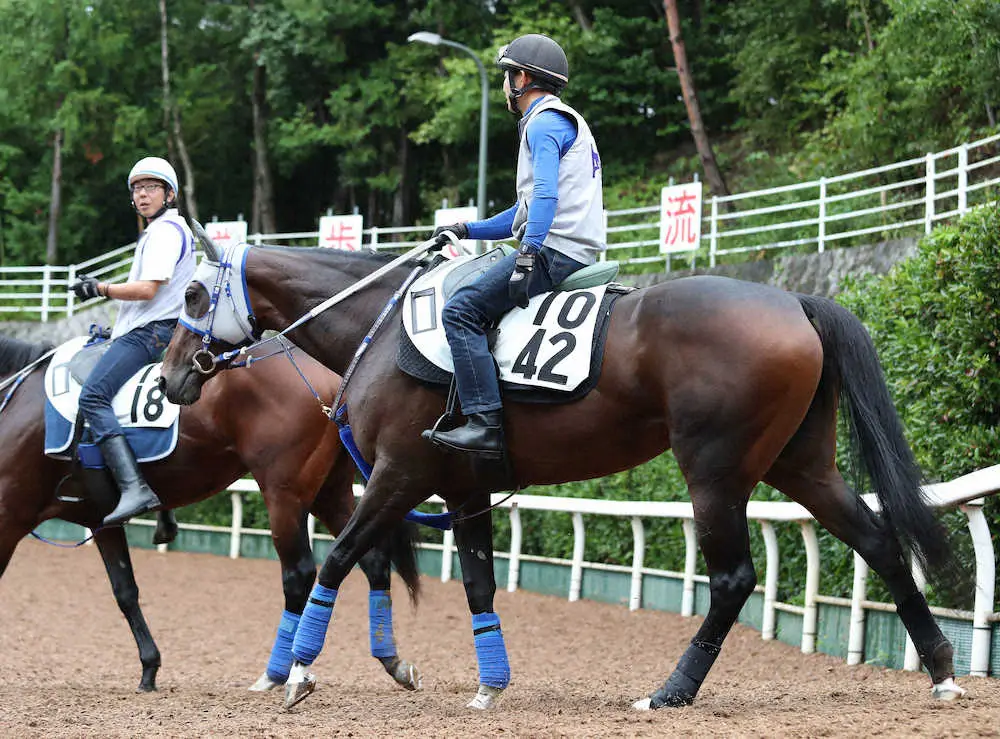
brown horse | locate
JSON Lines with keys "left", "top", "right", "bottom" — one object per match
{"left": 0, "top": 334, "right": 421, "bottom": 693}
{"left": 160, "top": 239, "right": 964, "bottom": 711}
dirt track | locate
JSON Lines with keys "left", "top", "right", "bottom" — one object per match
{"left": 0, "top": 540, "right": 996, "bottom": 737}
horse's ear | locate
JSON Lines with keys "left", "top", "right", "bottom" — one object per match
{"left": 190, "top": 219, "right": 222, "bottom": 262}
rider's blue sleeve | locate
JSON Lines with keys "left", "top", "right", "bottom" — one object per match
{"left": 466, "top": 203, "right": 517, "bottom": 241}
{"left": 520, "top": 111, "right": 577, "bottom": 251}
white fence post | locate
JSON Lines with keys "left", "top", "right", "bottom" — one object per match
{"left": 963, "top": 500, "right": 995, "bottom": 677}
{"left": 800, "top": 521, "right": 820, "bottom": 654}
{"left": 903, "top": 556, "right": 927, "bottom": 671}
{"left": 847, "top": 552, "right": 869, "bottom": 666}
{"left": 67, "top": 264, "right": 76, "bottom": 317}
{"left": 369, "top": 225, "right": 379, "bottom": 250}
{"left": 507, "top": 504, "right": 522, "bottom": 593}
{"left": 40, "top": 264, "right": 52, "bottom": 322}
{"left": 760, "top": 521, "right": 779, "bottom": 640}
{"left": 681, "top": 518, "right": 697, "bottom": 617}
{"left": 924, "top": 153, "right": 935, "bottom": 234}
{"left": 629, "top": 516, "right": 645, "bottom": 612}
{"left": 229, "top": 492, "right": 243, "bottom": 560}
{"left": 709, "top": 196, "right": 718, "bottom": 268}
{"left": 569, "top": 512, "right": 585, "bottom": 602}
{"left": 441, "top": 527, "right": 454, "bottom": 582}
{"left": 307, "top": 514, "right": 316, "bottom": 554}
{"left": 817, "top": 177, "right": 827, "bottom": 253}
{"left": 958, "top": 143, "right": 969, "bottom": 215}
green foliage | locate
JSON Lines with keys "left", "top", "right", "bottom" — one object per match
{"left": 839, "top": 201, "right": 1000, "bottom": 607}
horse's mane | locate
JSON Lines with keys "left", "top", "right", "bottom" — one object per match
{"left": 0, "top": 334, "right": 54, "bottom": 379}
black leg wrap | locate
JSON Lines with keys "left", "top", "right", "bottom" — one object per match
{"left": 897, "top": 591, "right": 952, "bottom": 681}
{"left": 650, "top": 641, "right": 721, "bottom": 709}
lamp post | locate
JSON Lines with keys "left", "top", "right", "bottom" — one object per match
{"left": 408, "top": 32, "right": 489, "bottom": 221}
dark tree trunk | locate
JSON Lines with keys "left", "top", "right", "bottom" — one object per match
{"left": 46, "top": 127, "right": 63, "bottom": 265}
{"left": 392, "top": 128, "right": 409, "bottom": 226}
{"left": 251, "top": 59, "right": 277, "bottom": 234}
{"left": 160, "top": 0, "right": 199, "bottom": 220}
{"left": 663, "top": 0, "right": 730, "bottom": 198}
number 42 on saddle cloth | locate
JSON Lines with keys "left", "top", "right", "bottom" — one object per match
{"left": 43, "top": 335, "right": 180, "bottom": 463}
{"left": 398, "top": 247, "right": 628, "bottom": 404}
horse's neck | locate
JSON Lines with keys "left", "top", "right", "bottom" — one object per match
{"left": 250, "top": 248, "right": 401, "bottom": 376}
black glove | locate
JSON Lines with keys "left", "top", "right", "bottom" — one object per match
{"left": 70, "top": 274, "right": 102, "bottom": 300}
{"left": 507, "top": 245, "right": 538, "bottom": 309}
{"left": 431, "top": 222, "right": 469, "bottom": 246}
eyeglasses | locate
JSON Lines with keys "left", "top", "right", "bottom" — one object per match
{"left": 131, "top": 183, "right": 165, "bottom": 194}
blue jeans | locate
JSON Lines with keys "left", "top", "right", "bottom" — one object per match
{"left": 78, "top": 320, "right": 176, "bottom": 443}
{"left": 441, "top": 247, "right": 585, "bottom": 414}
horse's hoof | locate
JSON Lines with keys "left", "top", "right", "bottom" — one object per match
{"left": 248, "top": 672, "right": 282, "bottom": 692}
{"left": 467, "top": 683, "right": 504, "bottom": 710}
{"left": 632, "top": 697, "right": 652, "bottom": 711}
{"left": 931, "top": 678, "right": 967, "bottom": 701}
{"left": 135, "top": 682, "right": 157, "bottom": 694}
{"left": 283, "top": 663, "right": 316, "bottom": 710}
{"left": 390, "top": 660, "right": 422, "bottom": 691}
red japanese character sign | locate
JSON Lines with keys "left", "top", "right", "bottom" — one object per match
{"left": 659, "top": 182, "right": 703, "bottom": 254}
{"left": 206, "top": 220, "right": 248, "bottom": 249}
{"left": 318, "top": 215, "right": 364, "bottom": 251}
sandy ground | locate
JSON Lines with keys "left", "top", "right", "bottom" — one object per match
{"left": 0, "top": 539, "right": 996, "bottom": 738}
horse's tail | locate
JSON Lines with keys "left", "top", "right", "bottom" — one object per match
{"left": 386, "top": 519, "right": 421, "bottom": 606}
{"left": 796, "top": 294, "right": 949, "bottom": 572}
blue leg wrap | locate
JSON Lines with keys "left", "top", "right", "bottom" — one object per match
{"left": 472, "top": 611, "right": 510, "bottom": 689}
{"left": 368, "top": 590, "right": 397, "bottom": 658}
{"left": 290, "top": 584, "right": 337, "bottom": 666}
{"left": 265, "top": 610, "right": 301, "bottom": 682}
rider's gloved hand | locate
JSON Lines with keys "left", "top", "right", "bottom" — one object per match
{"left": 507, "top": 244, "right": 538, "bottom": 309}
{"left": 70, "top": 274, "right": 103, "bottom": 300}
{"left": 431, "top": 222, "right": 469, "bottom": 247}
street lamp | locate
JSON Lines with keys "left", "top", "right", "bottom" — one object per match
{"left": 408, "top": 32, "right": 489, "bottom": 222}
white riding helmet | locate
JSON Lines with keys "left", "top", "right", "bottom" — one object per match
{"left": 127, "top": 156, "right": 179, "bottom": 196}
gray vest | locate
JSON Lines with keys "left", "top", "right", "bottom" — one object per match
{"left": 512, "top": 97, "right": 606, "bottom": 265}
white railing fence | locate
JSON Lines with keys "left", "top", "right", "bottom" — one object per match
{"left": 7, "top": 132, "right": 1000, "bottom": 321}
{"left": 130, "top": 464, "right": 1000, "bottom": 677}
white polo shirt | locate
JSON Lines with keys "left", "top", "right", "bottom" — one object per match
{"left": 112, "top": 209, "right": 196, "bottom": 339}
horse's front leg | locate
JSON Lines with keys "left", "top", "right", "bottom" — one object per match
{"left": 93, "top": 526, "right": 161, "bottom": 692}
{"left": 283, "top": 470, "right": 410, "bottom": 710}
{"left": 452, "top": 500, "right": 510, "bottom": 710}
{"left": 249, "top": 506, "right": 316, "bottom": 693}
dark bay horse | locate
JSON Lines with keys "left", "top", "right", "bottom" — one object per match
{"left": 159, "top": 240, "right": 965, "bottom": 711}
{"left": 0, "top": 334, "right": 421, "bottom": 693}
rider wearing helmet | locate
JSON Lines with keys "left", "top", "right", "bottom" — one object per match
{"left": 423, "top": 33, "right": 606, "bottom": 458}
{"left": 71, "top": 156, "right": 196, "bottom": 525}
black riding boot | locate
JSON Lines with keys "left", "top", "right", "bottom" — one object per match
{"left": 100, "top": 434, "right": 162, "bottom": 526}
{"left": 424, "top": 410, "right": 505, "bottom": 459}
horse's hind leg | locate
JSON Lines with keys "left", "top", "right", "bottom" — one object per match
{"left": 764, "top": 440, "right": 963, "bottom": 699}
{"left": 357, "top": 544, "right": 421, "bottom": 690}
{"left": 152, "top": 510, "right": 178, "bottom": 545}
{"left": 637, "top": 475, "right": 758, "bottom": 709}
{"left": 249, "top": 505, "right": 316, "bottom": 692}
{"left": 93, "top": 526, "right": 161, "bottom": 692}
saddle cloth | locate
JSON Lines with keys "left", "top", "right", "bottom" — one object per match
{"left": 43, "top": 336, "right": 180, "bottom": 462}
{"left": 398, "top": 250, "right": 622, "bottom": 403}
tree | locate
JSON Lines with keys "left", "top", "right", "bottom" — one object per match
{"left": 662, "top": 0, "right": 729, "bottom": 198}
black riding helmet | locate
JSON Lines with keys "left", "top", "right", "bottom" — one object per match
{"left": 496, "top": 33, "right": 568, "bottom": 112}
